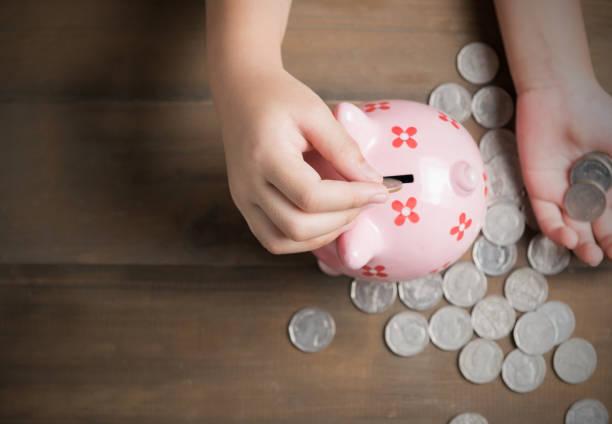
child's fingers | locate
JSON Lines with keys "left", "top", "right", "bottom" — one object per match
{"left": 244, "top": 204, "right": 351, "bottom": 255}
{"left": 264, "top": 153, "right": 388, "bottom": 213}
{"left": 574, "top": 242, "right": 604, "bottom": 267}
{"left": 256, "top": 183, "right": 361, "bottom": 242}
{"left": 562, "top": 214, "right": 604, "bottom": 266}
{"left": 301, "top": 109, "right": 382, "bottom": 183}
{"left": 531, "top": 198, "right": 579, "bottom": 249}
{"left": 592, "top": 200, "right": 612, "bottom": 260}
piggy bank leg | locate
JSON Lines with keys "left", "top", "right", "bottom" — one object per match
{"left": 338, "top": 218, "right": 382, "bottom": 270}
{"left": 312, "top": 244, "right": 345, "bottom": 276}
{"left": 317, "top": 260, "right": 342, "bottom": 276}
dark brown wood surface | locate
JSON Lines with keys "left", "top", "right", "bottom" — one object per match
{"left": 0, "top": 1, "right": 610, "bottom": 423}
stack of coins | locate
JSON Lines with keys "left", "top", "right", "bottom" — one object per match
{"left": 564, "top": 152, "right": 612, "bottom": 222}
{"left": 286, "top": 41, "right": 609, "bottom": 423}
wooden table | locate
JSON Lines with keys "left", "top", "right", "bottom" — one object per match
{"left": 0, "top": 1, "right": 610, "bottom": 422}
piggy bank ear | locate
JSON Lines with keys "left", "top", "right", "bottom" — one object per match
{"left": 334, "top": 102, "right": 377, "bottom": 153}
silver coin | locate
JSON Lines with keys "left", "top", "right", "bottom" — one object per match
{"left": 459, "top": 338, "right": 503, "bottom": 384}
{"left": 585, "top": 152, "right": 612, "bottom": 182}
{"left": 443, "top": 261, "right": 487, "bottom": 308}
{"left": 564, "top": 180, "right": 607, "bottom": 222}
{"left": 502, "top": 349, "right": 547, "bottom": 393}
{"left": 429, "top": 82, "right": 472, "bottom": 123}
{"left": 514, "top": 311, "right": 557, "bottom": 355}
{"left": 504, "top": 267, "right": 549, "bottom": 312}
{"left": 429, "top": 305, "right": 473, "bottom": 351}
{"left": 457, "top": 42, "right": 499, "bottom": 85}
{"left": 483, "top": 201, "right": 525, "bottom": 246}
{"left": 398, "top": 273, "right": 443, "bottom": 311}
{"left": 479, "top": 129, "right": 516, "bottom": 163}
{"left": 472, "top": 235, "right": 517, "bottom": 276}
{"left": 288, "top": 307, "right": 335, "bottom": 353}
{"left": 566, "top": 399, "right": 609, "bottom": 424}
{"left": 384, "top": 311, "right": 430, "bottom": 357}
{"left": 471, "top": 295, "right": 516, "bottom": 340}
{"left": 570, "top": 153, "right": 612, "bottom": 191}
{"left": 472, "top": 86, "right": 514, "bottom": 129}
{"left": 554, "top": 338, "right": 597, "bottom": 384}
{"left": 527, "top": 234, "right": 571, "bottom": 275}
{"left": 450, "top": 412, "right": 489, "bottom": 424}
{"left": 586, "top": 151, "right": 612, "bottom": 168}
{"left": 484, "top": 153, "right": 524, "bottom": 205}
{"left": 350, "top": 279, "right": 397, "bottom": 314}
{"left": 537, "top": 301, "right": 576, "bottom": 345}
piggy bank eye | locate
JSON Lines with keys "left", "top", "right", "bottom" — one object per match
{"left": 383, "top": 174, "right": 414, "bottom": 193}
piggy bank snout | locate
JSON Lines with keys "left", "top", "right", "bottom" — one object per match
{"left": 451, "top": 161, "right": 478, "bottom": 196}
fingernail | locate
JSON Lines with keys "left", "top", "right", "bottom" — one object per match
{"left": 369, "top": 192, "right": 388, "bottom": 204}
{"left": 361, "top": 164, "right": 382, "bottom": 183}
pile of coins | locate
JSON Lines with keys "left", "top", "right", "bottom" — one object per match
{"left": 287, "top": 42, "right": 609, "bottom": 424}
{"left": 342, "top": 252, "right": 597, "bottom": 395}
{"left": 564, "top": 152, "right": 611, "bottom": 222}
{"left": 429, "top": 42, "right": 513, "bottom": 131}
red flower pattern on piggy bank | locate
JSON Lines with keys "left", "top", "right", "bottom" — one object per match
{"left": 363, "top": 101, "right": 391, "bottom": 113}
{"left": 361, "top": 265, "right": 388, "bottom": 278}
{"left": 307, "top": 100, "right": 486, "bottom": 281}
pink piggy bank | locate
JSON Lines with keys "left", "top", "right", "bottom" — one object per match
{"left": 309, "top": 100, "right": 487, "bottom": 281}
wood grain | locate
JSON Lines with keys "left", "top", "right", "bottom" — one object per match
{"left": 0, "top": 102, "right": 295, "bottom": 266}
{"left": 0, "top": 0, "right": 610, "bottom": 423}
{"left": 0, "top": 262, "right": 610, "bottom": 424}
{"left": 0, "top": 0, "right": 611, "bottom": 101}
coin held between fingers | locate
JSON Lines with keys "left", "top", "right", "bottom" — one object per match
{"left": 383, "top": 177, "right": 403, "bottom": 193}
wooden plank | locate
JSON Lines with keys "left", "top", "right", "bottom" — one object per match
{"left": 0, "top": 101, "right": 310, "bottom": 266}
{"left": 0, "top": 0, "right": 610, "bottom": 100}
{"left": 0, "top": 263, "right": 610, "bottom": 423}
{"left": 0, "top": 1, "right": 610, "bottom": 423}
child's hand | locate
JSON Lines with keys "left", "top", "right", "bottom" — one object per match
{"left": 516, "top": 79, "right": 612, "bottom": 265}
{"left": 215, "top": 68, "right": 388, "bottom": 254}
